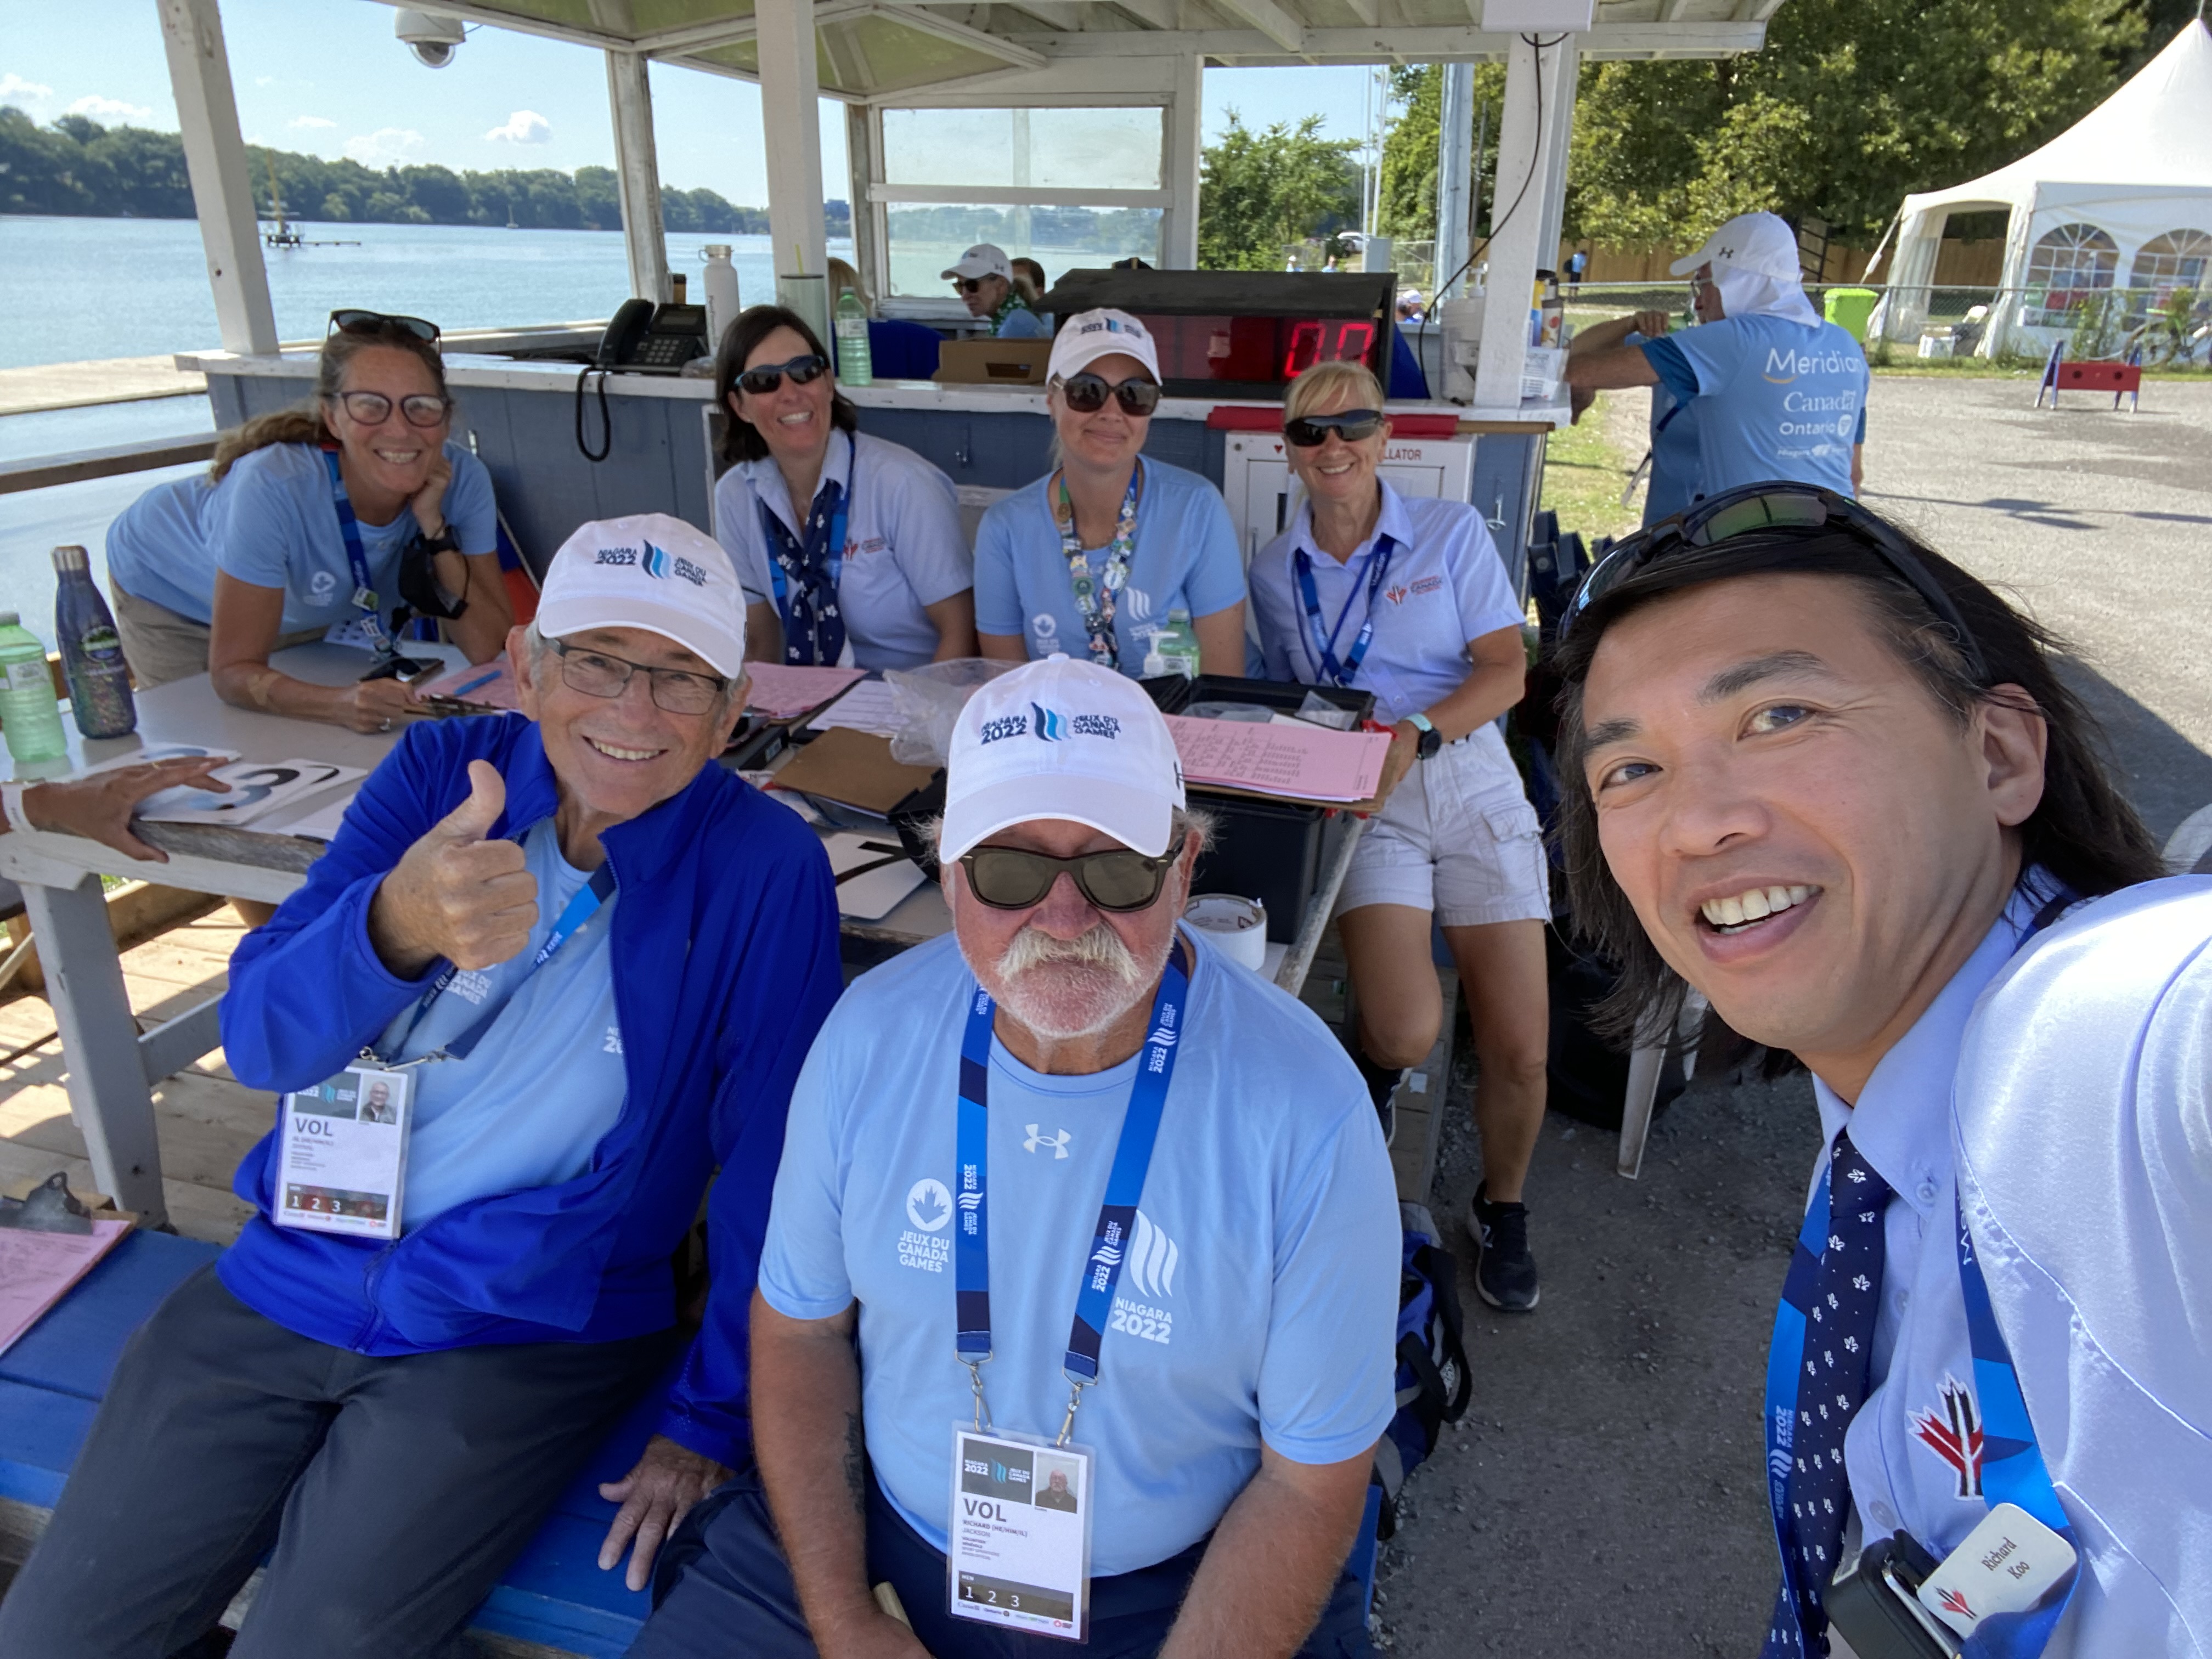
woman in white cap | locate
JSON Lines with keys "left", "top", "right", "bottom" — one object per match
{"left": 712, "top": 305, "right": 976, "bottom": 669}
{"left": 1565, "top": 211, "right": 1868, "bottom": 501}
{"left": 974, "top": 309, "right": 1246, "bottom": 677}
{"left": 1249, "top": 358, "right": 1550, "bottom": 1314}
{"left": 942, "top": 244, "right": 1048, "bottom": 340}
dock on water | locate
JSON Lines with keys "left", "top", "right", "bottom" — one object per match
{"left": 0, "top": 356, "right": 207, "bottom": 418}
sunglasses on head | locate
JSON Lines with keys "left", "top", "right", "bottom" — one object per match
{"left": 328, "top": 309, "right": 441, "bottom": 343}
{"left": 1285, "top": 409, "right": 1384, "bottom": 447}
{"left": 1057, "top": 373, "right": 1163, "bottom": 417}
{"left": 957, "top": 845, "right": 1174, "bottom": 912}
{"left": 737, "top": 353, "right": 829, "bottom": 397}
{"left": 1563, "top": 483, "right": 1989, "bottom": 680}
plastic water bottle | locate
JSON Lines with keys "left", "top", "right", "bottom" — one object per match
{"left": 0, "top": 610, "right": 71, "bottom": 776}
{"left": 835, "top": 289, "right": 874, "bottom": 387}
{"left": 1143, "top": 608, "right": 1201, "bottom": 680}
{"left": 53, "top": 546, "right": 137, "bottom": 740}
{"left": 701, "top": 244, "right": 742, "bottom": 353}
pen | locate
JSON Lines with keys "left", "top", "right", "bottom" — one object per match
{"left": 448, "top": 668, "right": 502, "bottom": 698}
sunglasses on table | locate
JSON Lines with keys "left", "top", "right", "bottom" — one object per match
{"left": 329, "top": 309, "right": 442, "bottom": 343}
{"left": 957, "top": 845, "right": 1175, "bottom": 912}
{"left": 1284, "top": 408, "right": 1385, "bottom": 447}
{"left": 551, "top": 639, "right": 729, "bottom": 717}
{"left": 736, "top": 353, "right": 830, "bottom": 397}
{"left": 1562, "top": 482, "right": 1989, "bottom": 680}
{"left": 1056, "top": 373, "right": 1164, "bottom": 417}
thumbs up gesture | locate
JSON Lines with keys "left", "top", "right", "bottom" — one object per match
{"left": 367, "top": 760, "right": 541, "bottom": 978}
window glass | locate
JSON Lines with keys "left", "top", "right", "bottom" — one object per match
{"left": 883, "top": 108, "right": 1164, "bottom": 192}
{"left": 2023, "top": 223, "right": 2118, "bottom": 326}
{"left": 885, "top": 207, "right": 1163, "bottom": 298}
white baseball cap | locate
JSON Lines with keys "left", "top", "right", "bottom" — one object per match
{"left": 534, "top": 513, "right": 747, "bottom": 678}
{"left": 942, "top": 244, "right": 1013, "bottom": 284}
{"left": 1669, "top": 211, "right": 1803, "bottom": 280}
{"left": 1047, "top": 308, "right": 1161, "bottom": 386}
{"left": 942, "top": 655, "right": 1185, "bottom": 862}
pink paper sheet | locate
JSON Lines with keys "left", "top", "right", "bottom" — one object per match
{"left": 0, "top": 1218, "right": 132, "bottom": 1357}
{"left": 1165, "top": 715, "right": 1390, "bottom": 803}
{"left": 418, "top": 661, "right": 521, "bottom": 710}
{"left": 744, "top": 663, "right": 867, "bottom": 719}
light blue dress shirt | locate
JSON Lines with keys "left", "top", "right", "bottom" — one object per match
{"left": 1639, "top": 315, "right": 1867, "bottom": 501}
{"left": 758, "top": 929, "right": 1401, "bottom": 1576}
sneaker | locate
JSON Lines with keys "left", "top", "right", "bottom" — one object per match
{"left": 1468, "top": 1183, "right": 1540, "bottom": 1311}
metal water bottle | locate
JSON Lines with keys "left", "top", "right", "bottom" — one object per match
{"left": 52, "top": 545, "right": 137, "bottom": 739}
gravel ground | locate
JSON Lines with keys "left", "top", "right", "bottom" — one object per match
{"left": 1378, "top": 374, "right": 2210, "bottom": 1656}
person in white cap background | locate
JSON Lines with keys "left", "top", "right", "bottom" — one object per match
{"left": 943, "top": 242, "right": 1050, "bottom": 340}
{"left": 0, "top": 514, "right": 845, "bottom": 1659}
{"left": 1565, "top": 211, "right": 1869, "bottom": 503}
{"left": 631, "top": 653, "right": 1400, "bottom": 1659}
{"left": 974, "top": 309, "right": 1248, "bottom": 678}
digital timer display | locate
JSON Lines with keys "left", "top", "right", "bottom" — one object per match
{"left": 1131, "top": 313, "right": 1385, "bottom": 394}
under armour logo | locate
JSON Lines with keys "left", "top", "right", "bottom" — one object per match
{"left": 1023, "top": 1124, "right": 1071, "bottom": 1159}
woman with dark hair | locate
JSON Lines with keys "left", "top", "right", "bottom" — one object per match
{"left": 711, "top": 305, "right": 974, "bottom": 668}
{"left": 1549, "top": 483, "right": 2191, "bottom": 1658}
{"left": 104, "top": 312, "right": 510, "bottom": 729}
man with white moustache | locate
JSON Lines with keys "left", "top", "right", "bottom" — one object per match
{"left": 630, "top": 654, "right": 1402, "bottom": 1659}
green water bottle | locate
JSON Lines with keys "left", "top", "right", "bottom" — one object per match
{"left": 0, "top": 611, "right": 71, "bottom": 776}
{"left": 834, "top": 289, "right": 874, "bottom": 387}
{"left": 1144, "top": 608, "right": 1202, "bottom": 680}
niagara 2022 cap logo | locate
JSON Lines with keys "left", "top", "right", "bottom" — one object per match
{"left": 977, "top": 705, "right": 1123, "bottom": 746}
{"left": 596, "top": 540, "right": 709, "bottom": 587}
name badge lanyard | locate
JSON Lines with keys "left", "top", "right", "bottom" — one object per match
{"left": 321, "top": 445, "right": 400, "bottom": 661}
{"left": 1294, "top": 537, "right": 1394, "bottom": 689}
{"left": 1057, "top": 465, "right": 1142, "bottom": 674}
{"left": 955, "top": 935, "right": 1192, "bottom": 1444}
{"left": 374, "top": 855, "right": 615, "bottom": 1066}
{"left": 763, "top": 431, "right": 854, "bottom": 665}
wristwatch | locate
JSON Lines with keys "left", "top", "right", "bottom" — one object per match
{"left": 1405, "top": 712, "right": 1443, "bottom": 761}
{"left": 413, "top": 526, "right": 460, "bottom": 556}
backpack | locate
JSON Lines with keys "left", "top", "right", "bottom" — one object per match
{"left": 1370, "top": 1203, "right": 1472, "bottom": 1539}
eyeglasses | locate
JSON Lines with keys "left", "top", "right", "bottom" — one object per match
{"left": 329, "top": 390, "right": 452, "bottom": 428}
{"left": 957, "top": 845, "right": 1175, "bottom": 912}
{"left": 551, "top": 639, "right": 730, "bottom": 716}
{"left": 328, "top": 309, "right": 441, "bottom": 343}
{"left": 1057, "top": 373, "right": 1163, "bottom": 417}
{"left": 736, "top": 354, "right": 828, "bottom": 397}
{"left": 1285, "top": 409, "right": 1384, "bottom": 447}
{"left": 1562, "top": 483, "right": 1989, "bottom": 680}
{"left": 956, "top": 277, "right": 992, "bottom": 296}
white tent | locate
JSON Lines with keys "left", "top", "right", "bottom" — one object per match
{"left": 1877, "top": 19, "right": 2212, "bottom": 356}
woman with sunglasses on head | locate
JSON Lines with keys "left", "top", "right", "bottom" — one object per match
{"left": 103, "top": 312, "right": 510, "bottom": 732}
{"left": 974, "top": 309, "right": 1245, "bottom": 677}
{"left": 1249, "top": 359, "right": 1551, "bottom": 1314}
{"left": 712, "top": 306, "right": 976, "bottom": 670}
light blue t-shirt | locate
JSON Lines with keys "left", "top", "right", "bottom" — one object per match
{"left": 1639, "top": 314, "right": 1867, "bottom": 501}
{"left": 759, "top": 930, "right": 1401, "bottom": 1576}
{"left": 1625, "top": 330, "right": 1703, "bottom": 526}
{"left": 106, "top": 439, "right": 498, "bottom": 633}
{"left": 374, "top": 819, "right": 627, "bottom": 1228}
{"left": 994, "top": 302, "right": 1051, "bottom": 340}
{"left": 973, "top": 457, "right": 1246, "bottom": 675}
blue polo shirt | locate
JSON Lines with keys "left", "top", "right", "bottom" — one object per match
{"left": 1639, "top": 314, "right": 1866, "bottom": 500}
{"left": 106, "top": 440, "right": 498, "bottom": 632}
{"left": 973, "top": 456, "right": 1246, "bottom": 675}
{"left": 1626, "top": 330, "right": 1703, "bottom": 525}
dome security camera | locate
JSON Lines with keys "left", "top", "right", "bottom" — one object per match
{"left": 394, "top": 9, "right": 466, "bottom": 68}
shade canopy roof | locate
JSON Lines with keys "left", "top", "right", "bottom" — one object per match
{"left": 374, "top": 0, "right": 1784, "bottom": 100}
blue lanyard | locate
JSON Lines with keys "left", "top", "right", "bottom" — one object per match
{"left": 320, "top": 445, "right": 397, "bottom": 658}
{"left": 763, "top": 432, "right": 854, "bottom": 618}
{"left": 1762, "top": 1161, "right": 1831, "bottom": 1638}
{"left": 380, "top": 853, "right": 615, "bottom": 1065}
{"left": 954, "top": 935, "right": 1192, "bottom": 1417}
{"left": 1294, "top": 537, "right": 1394, "bottom": 688}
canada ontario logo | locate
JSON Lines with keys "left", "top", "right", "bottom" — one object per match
{"left": 1911, "top": 1375, "right": 1985, "bottom": 1498}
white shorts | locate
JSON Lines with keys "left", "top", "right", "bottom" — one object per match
{"left": 1335, "top": 740, "right": 1550, "bottom": 929}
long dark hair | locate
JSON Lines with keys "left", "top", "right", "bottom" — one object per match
{"left": 210, "top": 317, "right": 448, "bottom": 483}
{"left": 713, "top": 304, "right": 858, "bottom": 468}
{"left": 1550, "top": 522, "right": 2165, "bottom": 1046}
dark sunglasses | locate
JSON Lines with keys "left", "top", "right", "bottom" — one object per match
{"left": 1563, "top": 483, "right": 1988, "bottom": 680}
{"left": 956, "top": 277, "right": 991, "bottom": 295}
{"left": 1058, "top": 373, "right": 1163, "bottom": 417}
{"left": 1285, "top": 409, "right": 1384, "bottom": 447}
{"left": 957, "top": 845, "right": 1174, "bottom": 912}
{"left": 736, "top": 353, "right": 830, "bottom": 397}
{"left": 328, "top": 309, "right": 441, "bottom": 343}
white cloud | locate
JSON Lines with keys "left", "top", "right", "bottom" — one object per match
{"left": 65, "top": 94, "right": 154, "bottom": 123}
{"left": 0, "top": 73, "right": 54, "bottom": 106}
{"left": 484, "top": 109, "right": 551, "bottom": 145}
{"left": 343, "top": 127, "right": 428, "bottom": 167}
{"left": 289, "top": 115, "right": 337, "bottom": 129}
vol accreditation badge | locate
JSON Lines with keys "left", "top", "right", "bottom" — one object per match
{"left": 946, "top": 1427, "right": 1094, "bottom": 1641}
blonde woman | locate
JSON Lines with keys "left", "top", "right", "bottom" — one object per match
{"left": 1249, "top": 359, "right": 1551, "bottom": 1312}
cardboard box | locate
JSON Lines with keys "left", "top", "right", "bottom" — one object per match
{"left": 934, "top": 338, "right": 1052, "bottom": 386}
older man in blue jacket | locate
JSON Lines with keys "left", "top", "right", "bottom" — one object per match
{"left": 0, "top": 514, "right": 842, "bottom": 1659}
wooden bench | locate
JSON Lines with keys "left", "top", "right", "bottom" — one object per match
{"left": 0, "top": 1231, "right": 656, "bottom": 1658}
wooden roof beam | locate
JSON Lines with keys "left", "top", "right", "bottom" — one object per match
{"left": 1206, "top": 0, "right": 1306, "bottom": 53}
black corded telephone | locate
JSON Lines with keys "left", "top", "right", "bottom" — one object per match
{"left": 596, "top": 298, "right": 712, "bottom": 373}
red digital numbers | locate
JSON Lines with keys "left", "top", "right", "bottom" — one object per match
{"left": 1280, "top": 320, "right": 1376, "bottom": 380}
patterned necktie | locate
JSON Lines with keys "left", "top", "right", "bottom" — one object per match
{"left": 1760, "top": 1128, "right": 1892, "bottom": 1658}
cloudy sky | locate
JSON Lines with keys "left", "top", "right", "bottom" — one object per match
{"left": 4, "top": 0, "right": 1383, "bottom": 207}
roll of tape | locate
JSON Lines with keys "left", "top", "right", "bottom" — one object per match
{"left": 1183, "top": 893, "right": 1267, "bottom": 972}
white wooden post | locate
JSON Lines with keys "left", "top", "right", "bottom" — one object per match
{"left": 757, "top": 0, "right": 830, "bottom": 287}
{"left": 847, "top": 100, "right": 885, "bottom": 301}
{"left": 1436, "top": 60, "right": 1475, "bottom": 299}
{"left": 606, "top": 49, "right": 670, "bottom": 303}
{"left": 1470, "top": 33, "right": 1571, "bottom": 408}
{"left": 1536, "top": 38, "right": 1579, "bottom": 278}
{"left": 1160, "top": 55, "right": 1203, "bottom": 269}
{"left": 156, "top": 0, "right": 277, "bottom": 356}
